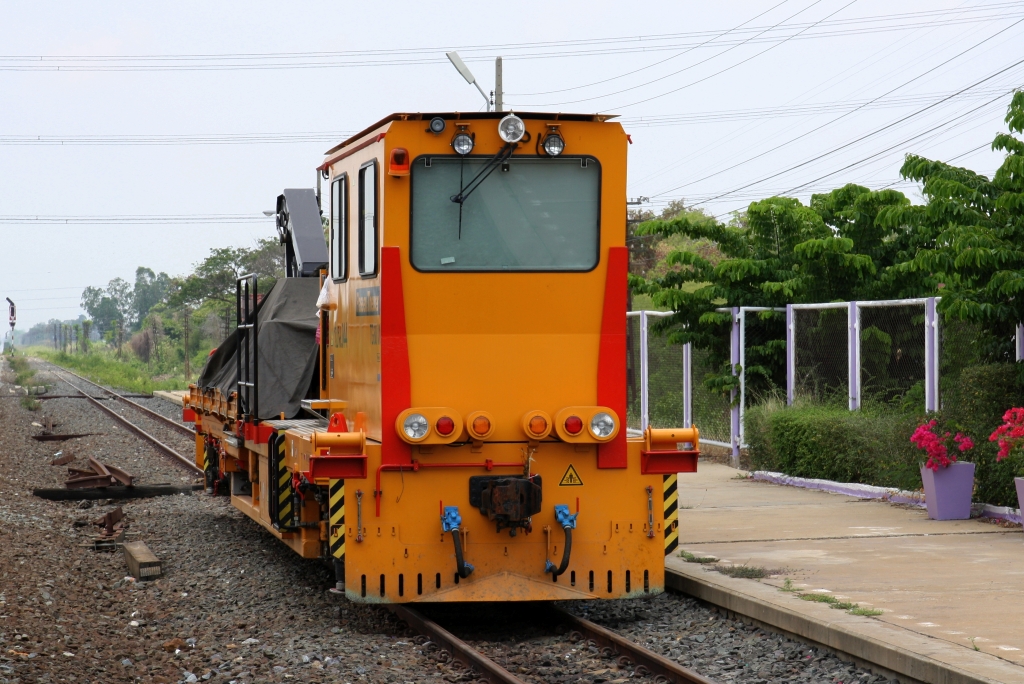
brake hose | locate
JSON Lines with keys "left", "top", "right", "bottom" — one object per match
{"left": 545, "top": 505, "right": 578, "bottom": 578}
{"left": 441, "top": 506, "right": 474, "bottom": 578}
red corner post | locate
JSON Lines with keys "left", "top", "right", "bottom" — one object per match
{"left": 597, "top": 247, "right": 629, "bottom": 468}
{"left": 380, "top": 247, "right": 412, "bottom": 466}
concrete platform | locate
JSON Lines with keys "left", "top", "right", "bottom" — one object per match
{"left": 667, "top": 463, "right": 1024, "bottom": 684}
{"left": 153, "top": 389, "right": 187, "bottom": 405}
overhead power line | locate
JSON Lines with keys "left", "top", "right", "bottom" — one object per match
{"left": 0, "top": 214, "right": 273, "bottom": 225}
{"left": 1, "top": 3, "right": 1020, "bottom": 72}
{"left": 648, "top": 16, "right": 1024, "bottom": 198}
{"left": 0, "top": 132, "right": 353, "bottom": 146}
{"left": 683, "top": 55, "right": 1024, "bottom": 207}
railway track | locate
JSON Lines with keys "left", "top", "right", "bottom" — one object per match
{"left": 391, "top": 602, "right": 720, "bottom": 684}
{"left": 45, "top": 364, "right": 202, "bottom": 475}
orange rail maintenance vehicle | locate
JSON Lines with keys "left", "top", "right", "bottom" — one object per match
{"left": 184, "top": 111, "right": 700, "bottom": 603}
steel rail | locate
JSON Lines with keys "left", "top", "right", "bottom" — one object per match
{"left": 388, "top": 605, "right": 527, "bottom": 684}
{"left": 53, "top": 365, "right": 195, "bottom": 437}
{"left": 53, "top": 371, "right": 202, "bottom": 475}
{"left": 553, "top": 606, "right": 720, "bottom": 684}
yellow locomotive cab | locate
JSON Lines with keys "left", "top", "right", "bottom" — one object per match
{"left": 185, "top": 111, "right": 699, "bottom": 603}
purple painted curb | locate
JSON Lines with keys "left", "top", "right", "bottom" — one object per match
{"left": 750, "top": 470, "right": 1022, "bottom": 524}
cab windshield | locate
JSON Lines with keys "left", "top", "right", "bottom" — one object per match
{"left": 410, "top": 155, "right": 600, "bottom": 272}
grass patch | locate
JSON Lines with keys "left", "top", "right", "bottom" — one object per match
{"left": 19, "top": 396, "right": 41, "bottom": 411}
{"left": 679, "top": 550, "right": 718, "bottom": 564}
{"left": 780, "top": 579, "right": 798, "bottom": 592}
{"left": 795, "top": 590, "right": 880, "bottom": 616}
{"left": 29, "top": 347, "right": 187, "bottom": 394}
{"left": 9, "top": 355, "right": 36, "bottom": 386}
{"left": 714, "top": 565, "right": 784, "bottom": 579}
{"left": 849, "top": 607, "right": 884, "bottom": 617}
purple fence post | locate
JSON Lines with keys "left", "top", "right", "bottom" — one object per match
{"left": 924, "top": 297, "right": 939, "bottom": 412}
{"left": 786, "top": 304, "right": 795, "bottom": 406}
{"left": 683, "top": 342, "right": 693, "bottom": 428}
{"left": 639, "top": 311, "right": 650, "bottom": 432}
{"left": 1017, "top": 323, "right": 1024, "bottom": 362}
{"left": 730, "top": 307, "right": 741, "bottom": 467}
{"left": 848, "top": 301, "right": 860, "bottom": 411}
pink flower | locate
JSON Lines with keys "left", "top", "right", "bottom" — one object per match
{"left": 911, "top": 421, "right": 973, "bottom": 471}
{"left": 990, "top": 407, "right": 1024, "bottom": 462}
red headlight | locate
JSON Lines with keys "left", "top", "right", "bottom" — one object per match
{"left": 436, "top": 416, "right": 455, "bottom": 436}
{"left": 564, "top": 415, "right": 583, "bottom": 435}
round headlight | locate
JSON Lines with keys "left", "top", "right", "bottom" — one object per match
{"left": 542, "top": 134, "right": 565, "bottom": 156}
{"left": 403, "top": 413, "right": 428, "bottom": 439}
{"left": 497, "top": 114, "right": 526, "bottom": 143}
{"left": 452, "top": 132, "right": 474, "bottom": 155}
{"left": 590, "top": 412, "right": 615, "bottom": 439}
{"left": 429, "top": 117, "right": 446, "bottom": 134}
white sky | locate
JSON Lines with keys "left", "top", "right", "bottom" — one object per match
{"left": 2, "top": 0, "right": 1021, "bottom": 328}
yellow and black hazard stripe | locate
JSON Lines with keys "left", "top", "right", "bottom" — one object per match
{"left": 329, "top": 478, "right": 345, "bottom": 560}
{"left": 275, "top": 430, "right": 292, "bottom": 527}
{"left": 663, "top": 473, "right": 678, "bottom": 555}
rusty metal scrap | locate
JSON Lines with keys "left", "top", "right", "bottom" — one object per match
{"left": 63, "top": 458, "right": 134, "bottom": 489}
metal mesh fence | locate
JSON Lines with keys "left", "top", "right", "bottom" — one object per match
{"left": 626, "top": 315, "right": 642, "bottom": 432}
{"left": 939, "top": 318, "right": 987, "bottom": 411}
{"left": 646, "top": 325, "right": 687, "bottom": 430}
{"left": 858, "top": 304, "right": 926, "bottom": 406}
{"left": 794, "top": 307, "right": 848, "bottom": 404}
{"left": 741, "top": 310, "right": 786, "bottom": 406}
{"left": 693, "top": 333, "right": 732, "bottom": 445}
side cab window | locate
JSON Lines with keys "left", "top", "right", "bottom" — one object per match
{"left": 330, "top": 175, "right": 348, "bottom": 281}
{"left": 358, "top": 160, "right": 378, "bottom": 277}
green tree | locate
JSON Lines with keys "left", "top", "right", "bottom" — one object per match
{"left": 634, "top": 190, "right": 912, "bottom": 399}
{"left": 170, "top": 238, "right": 284, "bottom": 308}
{"left": 133, "top": 267, "right": 170, "bottom": 327}
{"left": 885, "top": 90, "right": 1024, "bottom": 360}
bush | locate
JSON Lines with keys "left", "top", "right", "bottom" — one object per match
{"left": 746, "top": 398, "right": 922, "bottom": 492}
{"left": 940, "top": 364, "right": 1024, "bottom": 507}
{"left": 746, "top": 364, "right": 1024, "bottom": 507}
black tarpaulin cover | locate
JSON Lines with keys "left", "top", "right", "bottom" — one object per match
{"left": 197, "top": 277, "right": 320, "bottom": 420}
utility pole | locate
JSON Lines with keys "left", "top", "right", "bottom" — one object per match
{"left": 495, "top": 57, "right": 503, "bottom": 112}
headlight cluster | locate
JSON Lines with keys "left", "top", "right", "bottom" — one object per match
{"left": 402, "top": 407, "right": 615, "bottom": 443}
{"left": 442, "top": 115, "right": 567, "bottom": 158}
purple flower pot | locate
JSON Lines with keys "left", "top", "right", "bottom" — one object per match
{"left": 920, "top": 462, "right": 975, "bottom": 520}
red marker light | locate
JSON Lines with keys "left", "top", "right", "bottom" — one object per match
{"left": 564, "top": 415, "right": 583, "bottom": 435}
{"left": 436, "top": 416, "right": 455, "bottom": 436}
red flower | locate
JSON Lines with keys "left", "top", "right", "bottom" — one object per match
{"left": 989, "top": 408, "right": 1024, "bottom": 462}
{"left": 911, "top": 421, "right": 974, "bottom": 471}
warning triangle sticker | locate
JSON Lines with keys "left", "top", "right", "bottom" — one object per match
{"left": 559, "top": 464, "right": 584, "bottom": 486}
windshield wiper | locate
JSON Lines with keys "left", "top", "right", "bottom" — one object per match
{"left": 450, "top": 143, "right": 516, "bottom": 205}
{"left": 450, "top": 143, "right": 516, "bottom": 240}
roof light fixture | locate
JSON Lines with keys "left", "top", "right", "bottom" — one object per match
{"left": 498, "top": 114, "right": 526, "bottom": 143}
{"left": 452, "top": 132, "right": 474, "bottom": 155}
{"left": 429, "top": 117, "right": 446, "bottom": 134}
{"left": 542, "top": 133, "right": 565, "bottom": 156}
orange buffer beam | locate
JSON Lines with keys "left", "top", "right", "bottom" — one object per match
{"left": 375, "top": 460, "right": 523, "bottom": 517}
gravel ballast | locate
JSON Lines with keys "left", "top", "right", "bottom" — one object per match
{"left": 2, "top": 356, "right": 899, "bottom": 684}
